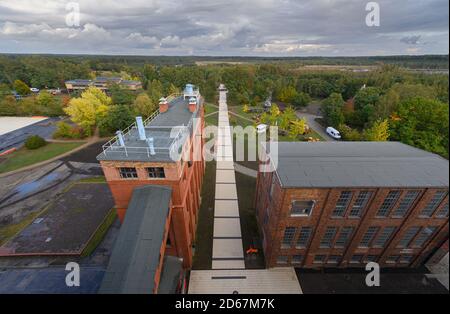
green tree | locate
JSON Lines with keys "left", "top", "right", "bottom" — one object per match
{"left": 338, "top": 124, "right": 362, "bottom": 141}
{"left": 363, "top": 119, "right": 390, "bottom": 141}
{"left": 0, "top": 95, "right": 17, "bottom": 115}
{"left": 110, "top": 84, "right": 136, "bottom": 105}
{"left": 37, "top": 91, "right": 63, "bottom": 116}
{"left": 133, "top": 93, "right": 157, "bottom": 118}
{"left": 323, "top": 93, "right": 345, "bottom": 127}
{"left": 278, "top": 86, "right": 298, "bottom": 103}
{"left": 13, "top": 80, "right": 31, "bottom": 95}
{"left": 98, "top": 105, "right": 135, "bottom": 136}
{"left": 292, "top": 92, "right": 311, "bottom": 108}
{"left": 64, "top": 87, "right": 111, "bottom": 136}
{"left": 353, "top": 87, "right": 381, "bottom": 126}
{"left": 390, "top": 98, "right": 449, "bottom": 157}
{"left": 279, "top": 106, "right": 296, "bottom": 130}
{"left": 289, "top": 118, "right": 307, "bottom": 139}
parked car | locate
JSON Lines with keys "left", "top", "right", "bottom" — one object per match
{"left": 326, "top": 127, "right": 341, "bottom": 139}
{"left": 30, "top": 88, "right": 40, "bottom": 93}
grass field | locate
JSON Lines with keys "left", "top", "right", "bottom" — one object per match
{"left": 0, "top": 142, "right": 85, "bottom": 174}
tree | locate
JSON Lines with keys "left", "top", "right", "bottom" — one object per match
{"left": 98, "top": 105, "right": 135, "bottom": 137}
{"left": 0, "top": 95, "right": 17, "bottom": 115}
{"left": 279, "top": 106, "right": 296, "bottom": 130}
{"left": 353, "top": 87, "right": 381, "bottom": 126}
{"left": 110, "top": 84, "right": 136, "bottom": 105}
{"left": 363, "top": 119, "right": 390, "bottom": 141}
{"left": 13, "top": 80, "right": 31, "bottom": 95}
{"left": 147, "top": 79, "right": 163, "bottom": 104}
{"left": 133, "top": 93, "right": 157, "bottom": 118}
{"left": 289, "top": 118, "right": 307, "bottom": 139}
{"left": 322, "top": 93, "right": 345, "bottom": 127}
{"left": 278, "top": 86, "right": 298, "bottom": 103}
{"left": 338, "top": 124, "right": 362, "bottom": 141}
{"left": 390, "top": 97, "right": 449, "bottom": 157}
{"left": 292, "top": 92, "right": 311, "bottom": 108}
{"left": 37, "top": 91, "right": 63, "bottom": 116}
{"left": 64, "top": 87, "right": 111, "bottom": 136}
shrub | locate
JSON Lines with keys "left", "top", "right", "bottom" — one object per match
{"left": 25, "top": 135, "right": 47, "bottom": 150}
{"left": 53, "top": 122, "right": 86, "bottom": 139}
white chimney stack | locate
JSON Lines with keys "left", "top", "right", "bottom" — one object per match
{"left": 116, "top": 131, "right": 125, "bottom": 147}
{"left": 146, "top": 137, "right": 156, "bottom": 155}
{"left": 136, "top": 116, "right": 146, "bottom": 140}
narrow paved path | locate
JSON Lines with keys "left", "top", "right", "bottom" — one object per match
{"left": 295, "top": 112, "right": 335, "bottom": 142}
{"left": 189, "top": 85, "right": 303, "bottom": 294}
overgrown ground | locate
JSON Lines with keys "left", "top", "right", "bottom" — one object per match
{"left": 235, "top": 169, "right": 265, "bottom": 269}
{"left": 0, "top": 142, "right": 85, "bottom": 174}
{"left": 192, "top": 161, "right": 216, "bottom": 270}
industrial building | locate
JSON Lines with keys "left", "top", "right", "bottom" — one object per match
{"left": 255, "top": 142, "right": 449, "bottom": 269}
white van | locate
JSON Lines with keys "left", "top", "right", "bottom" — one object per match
{"left": 326, "top": 127, "right": 341, "bottom": 140}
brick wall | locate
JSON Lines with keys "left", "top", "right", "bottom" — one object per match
{"left": 255, "top": 169, "right": 449, "bottom": 269}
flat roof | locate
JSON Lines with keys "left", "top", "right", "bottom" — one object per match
{"left": 97, "top": 96, "right": 201, "bottom": 163}
{"left": 98, "top": 185, "right": 172, "bottom": 294}
{"left": 269, "top": 142, "right": 449, "bottom": 188}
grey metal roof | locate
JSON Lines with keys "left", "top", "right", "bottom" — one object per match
{"left": 97, "top": 96, "right": 200, "bottom": 163}
{"left": 158, "top": 256, "right": 184, "bottom": 294}
{"left": 98, "top": 185, "right": 172, "bottom": 294}
{"left": 269, "top": 142, "right": 449, "bottom": 188}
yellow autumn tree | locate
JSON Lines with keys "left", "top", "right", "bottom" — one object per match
{"left": 64, "top": 87, "right": 111, "bottom": 136}
{"left": 363, "top": 119, "right": 390, "bottom": 141}
{"left": 289, "top": 118, "right": 308, "bottom": 140}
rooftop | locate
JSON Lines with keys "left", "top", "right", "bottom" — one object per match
{"left": 97, "top": 94, "right": 202, "bottom": 163}
{"left": 268, "top": 142, "right": 449, "bottom": 188}
{"left": 98, "top": 185, "right": 172, "bottom": 294}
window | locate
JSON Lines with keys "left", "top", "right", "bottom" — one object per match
{"left": 376, "top": 191, "right": 400, "bottom": 217}
{"left": 290, "top": 200, "right": 315, "bottom": 217}
{"left": 119, "top": 167, "right": 138, "bottom": 179}
{"left": 314, "top": 255, "right": 326, "bottom": 264}
{"left": 327, "top": 255, "right": 342, "bottom": 264}
{"left": 281, "top": 227, "right": 296, "bottom": 248}
{"left": 332, "top": 191, "right": 353, "bottom": 217}
{"left": 277, "top": 256, "right": 288, "bottom": 264}
{"left": 296, "top": 227, "right": 312, "bottom": 248}
{"left": 399, "top": 255, "right": 414, "bottom": 264}
{"left": 373, "top": 226, "right": 397, "bottom": 248}
{"left": 359, "top": 227, "right": 380, "bottom": 248}
{"left": 320, "top": 227, "right": 337, "bottom": 248}
{"left": 291, "top": 255, "right": 303, "bottom": 264}
{"left": 350, "top": 255, "right": 364, "bottom": 264}
{"left": 349, "top": 191, "right": 372, "bottom": 217}
{"left": 386, "top": 255, "right": 400, "bottom": 263}
{"left": 147, "top": 167, "right": 165, "bottom": 178}
{"left": 436, "top": 202, "right": 449, "bottom": 218}
{"left": 364, "top": 255, "right": 379, "bottom": 263}
{"left": 397, "top": 226, "right": 420, "bottom": 248}
{"left": 412, "top": 227, "right": 437, "bottom": 248}
{"left": 334, "top": 227, "right": 354, "bottom": 248}
{"left": 392, "top": 191, "right": 420, "bottom": 218}
{"left": 420, "top": 191, "right": 447, "bottom": 217}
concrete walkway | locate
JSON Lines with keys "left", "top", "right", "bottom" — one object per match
{"left": 212, "top": 89, "right": 245, "bottom": 270}
{"left": 189, "top": 85, "right": 302, "bottom": 294}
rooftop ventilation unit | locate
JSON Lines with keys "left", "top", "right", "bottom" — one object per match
{"left": 116, "top": 131, "right": 126, "bottom": 147}
{"left": 146, "top": 137, "right": 156, "bottom": 156}
{"left": 136, "top": 116, "right": 146, "bottom": 141}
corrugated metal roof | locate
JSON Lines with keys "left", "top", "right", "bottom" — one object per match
{"left": 269, "top": 142, "right": 449, "bottom": 188}
{"left": 98, "top": 185, "right": 172, "bottom": 294}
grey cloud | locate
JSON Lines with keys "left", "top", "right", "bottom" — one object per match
{"left": 0, "top": 0, "right": 447, "bottom": 56}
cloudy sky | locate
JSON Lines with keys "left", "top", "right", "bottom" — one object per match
{"left": 0, "top": 0, "right": 448, "bottom": 56}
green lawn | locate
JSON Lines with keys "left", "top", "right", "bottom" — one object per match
{"left": 0, "top": 142, "right": 86, "bottom": 174}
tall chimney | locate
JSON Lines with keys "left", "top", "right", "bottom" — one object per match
{"left": 136, "top": 116, "right": 146, "bottom": 140}
{"left": 116, "top": 131, "right": 125, "bottom": 147}
{"left": 146, "top": 137, "right": 156, "bottom": 155}
{"left": 159, "top": 97, "right": 169, "bottom": 113}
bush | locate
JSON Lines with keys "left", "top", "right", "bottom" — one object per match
{"left": 53, "top": 122, "right": 86, "bottom": 139}
{"left": 25, "top": 135, "right": 47, "bottom": 150}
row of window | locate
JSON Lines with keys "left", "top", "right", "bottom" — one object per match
{"left": 118, "top": 167, "right": 166, "bottom": 179}
{"left": 277, "top": 254, "right": 415, "bottom": 265}
{"left": 282, "top": 224, "right": 439, "bottom": 251}
{"left": 287, "top": 190, "right": 448, "bottom": 219}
